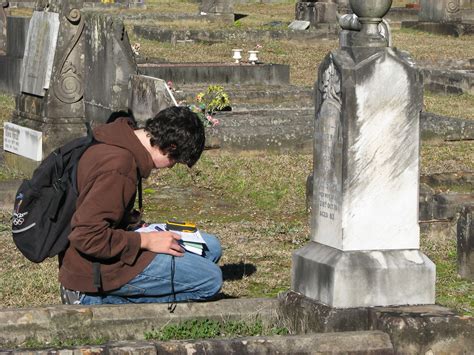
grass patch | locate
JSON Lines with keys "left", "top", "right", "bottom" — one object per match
{"left": 144, "top": 318, "right": 288, "bottom": 341}
{"left": 0, "top": 151, "right": 472, "bottom": 314}
{"left": 150, "top": 151, "right": 311, "bottom": 218}
{"left": 421, "top": 232, "right": 474, "bottom": 316}
{"left": 424, "top": 92, "right": 474, "bottom": 121}
{"left": 0, "top": 93, "right": 14, "bottom": 144}
{"left": 421, "top": 141, "right": 474, "bottom": 175}
{"left": 19, "top": 336, "right": 109, "bottom": 350}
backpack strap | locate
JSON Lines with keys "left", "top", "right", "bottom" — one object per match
{"left": 137, "top": 168, "right": 143, "bottom": 213}
{"left": 93, "top": 262, "right": 102, "bottom": 291}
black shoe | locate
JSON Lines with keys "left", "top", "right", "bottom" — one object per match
{"left": 60, "top": 284, "right": 82, "bottom": 305}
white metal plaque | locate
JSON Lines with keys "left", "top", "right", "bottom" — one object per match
{"left": 3, "top": 122, "right": 42, "bottom": 161}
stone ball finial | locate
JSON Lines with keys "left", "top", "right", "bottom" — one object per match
{"left": 349, "top": 0, "right": 392, "bottom": 19}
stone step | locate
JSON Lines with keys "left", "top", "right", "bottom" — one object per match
{"left": 138, "top": 62, "right": 290, "bottom": 86}
{"left": 1, "top": 293, "right": 469, "bottom": 353}
{"left": 205, "top": 108, "right": 474, "bottom": 151}
{"left": 133, "top": 25, "right": 339, "bottom": 45}
{"left": 206, "top": 107, "right": 314, "bottom": 151}
{"left": 4, "top": 331, "right": 394, "bottom": 354}
{"left": 0, "top": 298, "right": 279, "bottom": 348}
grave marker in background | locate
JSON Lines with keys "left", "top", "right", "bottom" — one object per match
{"left": 5, "top": 0, "right": 139, "bottom": 173}
{"left": 128, "top": 75, "right": 177, "bottom": 124}
{"left": 419, "top": 0, "right": 462, "bottom": 22}
{"left": 295, "top": 0, "right": 338, "bottom": 27}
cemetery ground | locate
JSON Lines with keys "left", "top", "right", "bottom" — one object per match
{"left": 0, "top": 0, "right": 473, "bottom": 340}
{"left": 0, "top": 97, "right": 473, "bottom": 317}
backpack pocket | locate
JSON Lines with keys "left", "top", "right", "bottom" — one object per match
{"left": 12, "top": 181, "right": 65, "bottom": 262}
{"left": 12, "top": 180, "right": 39, "bottom": 232}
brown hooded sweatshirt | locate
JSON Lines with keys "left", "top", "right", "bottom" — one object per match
{"left": 59, "top": 118, "right": 156, "bottom": 293}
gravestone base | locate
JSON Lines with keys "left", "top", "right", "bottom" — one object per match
{"left": 279, "top": 291, "right": 474, "bottom": 353}
{"left": 401, "top": 20, "right": 474, "bottom": 36}
{"left": 292, "top": 242, "right": 435, "bottom": 308}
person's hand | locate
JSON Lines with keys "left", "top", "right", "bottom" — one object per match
{"left": 140, "top": 231, "right": 184, "bottom": 257}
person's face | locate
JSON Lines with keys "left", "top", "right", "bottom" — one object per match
{"left": 150, "top": 146, "right": 176, "bottom": 169}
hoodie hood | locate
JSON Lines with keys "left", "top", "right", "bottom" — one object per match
{"left": 93, "top": 118, "right": 154, "bottom": 178}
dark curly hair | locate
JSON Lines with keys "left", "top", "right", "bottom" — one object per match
{"left": 144, "top": 106, "right": 205, "bottom": 167}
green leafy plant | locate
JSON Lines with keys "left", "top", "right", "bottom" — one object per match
{"left": 188, "top": 85, "right": 231, "bottom": 127}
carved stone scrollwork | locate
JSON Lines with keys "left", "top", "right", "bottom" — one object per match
{"left": 446, "top": 0, "right": 460, "bottom": 13}
{"left": 67, "top": 8, "right": 81, "bottom": 24}
{"left": 55, "top": 61, "right": 83, "bottom": 103}
{"left": 319, "top": 57, "right": 342, "bottom": 108}
{"left": 53, "top": 8, "right": 85, "bottom": 104}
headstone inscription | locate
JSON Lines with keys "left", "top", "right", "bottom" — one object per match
{"left": 291, "top": 0, "right": 436, "bottom": 308}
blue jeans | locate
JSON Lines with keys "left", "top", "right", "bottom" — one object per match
{"left": 80, "top": 232, "right": 223, "bottom": 305}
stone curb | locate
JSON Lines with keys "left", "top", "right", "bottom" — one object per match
{"left": 204, "top": 109, "right": 474, "bottom": 152}
{"left": 2, "top": 331, "right": 394, "bottom": 354}
{"left": 132, "top": 25, "right": 339, "bottom": 45}
{"left": 0, "top": 298, "right": 279, "bottom": 348}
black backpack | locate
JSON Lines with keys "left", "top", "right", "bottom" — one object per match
{"left": 12, "top": 123, "right": 95, "bottom": 263}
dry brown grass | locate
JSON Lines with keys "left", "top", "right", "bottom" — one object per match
{"left": 421, "top": 141, "right": 474, "bottom": 175}
{"left": 424, "top": 92, "right": 474, "bottom": 121}
{"left": 0, "top": 0, "right": 472, "bottom": 312}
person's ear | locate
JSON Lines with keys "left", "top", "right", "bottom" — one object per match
{"left": 167, "top": 144, "right": 177, "bottom": 154}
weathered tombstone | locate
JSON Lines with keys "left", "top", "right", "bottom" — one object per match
{"left": 291, "top": 0, "right": 435, "bottom": 307}
{"left": 9, "top": 0, "right": 86, "bottom": 163}
{"left": 336, "top": 0, "right": 350, "bottom": 12}
{"left": 0, "top": 2, "right": 8, "bottom": 54}
{"left": 5, "top": 0, "right": 138, "bottom": 173}
{"left": 457, "top": 206, "right": 473, "bottom": 280}
{"left": 128, "top": 75, "right": 177, "bottom": 124}
{"left": 199, "top": 0, "right": 233, "bottom": 23}
{"left": 19, "top": 11, "right": 59, "bottom": 97}
{"left": 419, "top": 0, "right": 462, "bottom": 22}
{"left": 82, "top": 11, "right": 137, "bottom": 122}
{"left": 295, "top": 0, "right": 338, "bottom": 27}
{"left": 0, "top": 15, "right": 30, "bottom": 94}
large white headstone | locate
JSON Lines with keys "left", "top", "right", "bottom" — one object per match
{"left": 291, "top": 0, "right": 436, "bottom": 308}
{"left": 312, "top": 54, "right": 420, "bottom": 251}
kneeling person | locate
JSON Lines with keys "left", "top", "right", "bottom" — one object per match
{"left": 59, "top": 107, "right": 223, "bottom": 305}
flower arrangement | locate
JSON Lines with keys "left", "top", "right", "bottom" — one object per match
{"left": 187, "top": 85, "right": 230, "bottom": 127}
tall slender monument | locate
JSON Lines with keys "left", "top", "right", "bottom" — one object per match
{"left": 292, "top": 0, "right": 436, "bottom": 308}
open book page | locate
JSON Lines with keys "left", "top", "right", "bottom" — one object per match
{"left": 135, "top": 223, "right": 207, "bottom": 255}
